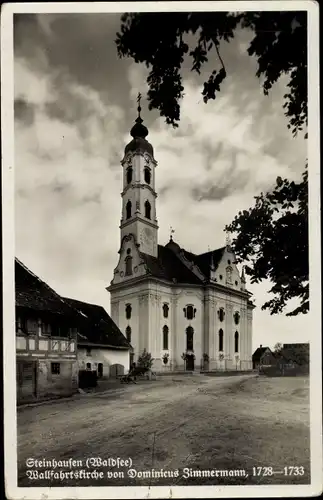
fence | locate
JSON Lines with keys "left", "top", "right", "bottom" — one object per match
{"left": 259, "top": 364, "right": 309, "bottom": 377}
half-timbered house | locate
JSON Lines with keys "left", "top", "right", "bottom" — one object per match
{"left": 15, "top": 258, "right": 80, "bottom": 404}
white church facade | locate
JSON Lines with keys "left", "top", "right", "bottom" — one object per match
{"left": 107, "top": 105, "right": 254, "bottom": 372}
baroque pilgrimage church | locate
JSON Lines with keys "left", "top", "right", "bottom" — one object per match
{"left": 107, "top": 103, "right": 254, "bottom": 372}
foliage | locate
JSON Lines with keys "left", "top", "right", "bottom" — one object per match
{"left": 181, "top": 352, "right": 196, "bottom": 361}
{"left": 162, "top": 352, "right": 170, "bottom": 364}
{"left": 116, "top": 11, "right": 307, "bottom": 136}
{"left": 286, "top": 344, "right": 309, "bottom": 365}
{"left": 226, "top": 168, "right": 308, "bottom": 316}
{"left": 137, "top": 348, "right": 154, "bottom": 370}
{"left": 274, "top": 343, "right": 309, "bottom": 365}
{"left": 116, "top": 11, "right": 308, "bottom": 317}
{"left": 274, "top": 342, "right": 283, "bottom": 353}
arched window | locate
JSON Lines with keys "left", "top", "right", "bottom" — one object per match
{"left": 125, "top": 326, "right": 131, "bottom": 343}
{"left": 144, "top": 200, "right": 151, "bottom": 219}
{"left": 126, "top": 200, "right": 132, "bottom": 219}
{"left": 234, "top": 311, "right": 240, "bottom": 325}
{"left": 218, "top": 308, "right": 225, "bottom": 322}
{"left": 125, "top": 256, "right": 133, "bottom": 276}
{"left": 125, "top": 304, "right": 132, "bottom": 320}
{"left": 144, "top": 167, "right": 151, "bottom": 184}
{"left": 163, "top": 325, "right": 169, "bottom": 350}
{"left": 186, "top": 326, "right": 194, "bottom": 351}
{"left": 163, "top": 303, "right": 169, "bottom": 318}
{"left": 234, "top": 331, "right": 239, "bottom": 353}
{"left": 219, "top": 329, "right": 224, "bottom": 352}
{"left": 126, "top": 167, "right": 133, "bottom": 184}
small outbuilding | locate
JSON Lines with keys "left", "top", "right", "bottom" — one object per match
{"left": 252, "top": 345, "right": 271, "bottom": 370}
{"left": 63, "top": 298, "right": 131, "bottom": 381}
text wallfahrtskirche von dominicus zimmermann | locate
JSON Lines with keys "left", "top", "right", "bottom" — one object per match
{"left": 24, "top": 457, "right": 306, "bottom": 482}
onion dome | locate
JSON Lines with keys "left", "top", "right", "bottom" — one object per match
{"left": 124, "top": 94, "right": 154, "bottom": 157}
{"left": 165, "top": 234, "right": 181, "bottom": 254}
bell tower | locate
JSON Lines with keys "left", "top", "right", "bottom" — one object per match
{"left": 120, "top": 95, "right": 158, "bottom": 257}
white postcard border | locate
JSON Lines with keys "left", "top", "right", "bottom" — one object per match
{"left": 1, "top": 1, "right": 322, "bottom": 499}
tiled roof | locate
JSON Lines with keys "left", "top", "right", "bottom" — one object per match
{"left": 140, "top": 241, "right": 226, "bottom": 285}
{"left": 283, "top": 343, "right": 309, "bottom": 351}
{"left": 63, "top": 297, "right": 130, "bottom": 350}
{"left": 140, "top": 245, "right": 202, "bottom": 285}
{"left": 188, "top": 248, "right": 225, "bottom": 278}
{"left": 15, "top": 258, "right": 130, "bottom": 350}
{"left": 15, "top": 258, "right": 79, "bottom": 318}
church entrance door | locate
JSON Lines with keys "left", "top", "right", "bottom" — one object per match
{"left": 186, "top": 355, "right": 195, "bottom": 371}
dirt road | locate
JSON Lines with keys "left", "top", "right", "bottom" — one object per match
{"left": 17, "top": 374, "right": 310, "bottom": 487}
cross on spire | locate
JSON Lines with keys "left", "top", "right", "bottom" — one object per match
{"left": 170, "top": 226, "right": 175, "bottom": 240}
{"left": 137, "top": 92, "right": 142, "bottom": 117}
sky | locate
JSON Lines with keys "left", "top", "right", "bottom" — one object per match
{"left": 13, "top": 11, "right": 310, "bottom": 351}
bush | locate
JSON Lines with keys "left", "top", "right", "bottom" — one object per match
{"left": 137, "top": 349, "right": 154, "bottom": 371}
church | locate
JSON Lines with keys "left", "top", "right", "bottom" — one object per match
{"left": 107, "top": 102, "right": 254, "bottom": 372}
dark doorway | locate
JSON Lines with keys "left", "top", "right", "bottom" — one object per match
{"left": 98, "top": 363, "right": 103, "bottom": 378}
{"left": 16, "top": 360, "right": 37, "bottom": 403}
{"left": 186, "top": 355, "right": 195, "bottom": 371}
{"left": 186, "top": 326, "right": 194, "bottom": 351}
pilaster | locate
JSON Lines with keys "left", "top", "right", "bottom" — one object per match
{"left": 138, "top": 294, "right": 149, "bottom": 355}
{"left": 110, "top": 301, "right": 119, "bottom": 324}
{"left": 226, "top": 303, "right": 233, "bottom": 357}
{"left": 171, "top": 296, "right": 178, "bottom": 369}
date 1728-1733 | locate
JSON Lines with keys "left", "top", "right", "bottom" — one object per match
{"left": 252, "top": 466, "right": 305, "bottom": 477}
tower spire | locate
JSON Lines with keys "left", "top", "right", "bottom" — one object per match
{"left": 129, "top": 92, "right": 148, "bottom": 139}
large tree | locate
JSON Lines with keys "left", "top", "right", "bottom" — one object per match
{"left": 116, "top": 11, "right": 308, "bottom": 316}
{"left": 225, "top": 167, "right": 308, "bottom": 316}
{"left": 116, "top": 11, "right": 307, "bottom": 135}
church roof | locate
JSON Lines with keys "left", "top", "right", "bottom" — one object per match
{"left": 139, "top": 241, "right": 227, "bottom": 286}
{"left": 62, "top": 297, "right": 131, "bottom": 350}
{"left": 184, "top": 248, "right": 225, "bottom": 278}
{"left": 140, "top": 245, "right": 203, "bottom": 285}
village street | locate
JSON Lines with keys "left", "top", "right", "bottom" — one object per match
{"left": 17, "top": 374, "right": 310, "bottom": 487}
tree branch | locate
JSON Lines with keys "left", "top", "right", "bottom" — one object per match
{"left": 215, "top": 44, "right": 226, "bottom": 72}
